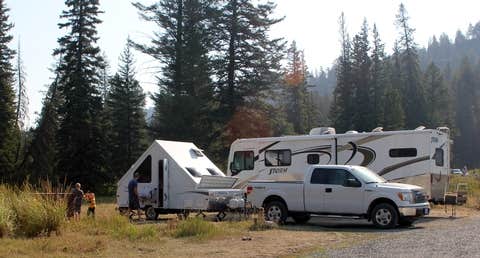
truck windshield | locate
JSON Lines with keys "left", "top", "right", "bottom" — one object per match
{"left": 353, "top": 167, "right": 387, "bottom": 184}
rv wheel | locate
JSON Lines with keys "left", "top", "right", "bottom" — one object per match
{"left": 264, "top": 201, "right": 287, "bottom": 224}
{"left": 371, "top": 203, "right": 398, "bottom": 229}
{"left": 145, "top": 206, "right": 158, "bottom": 220}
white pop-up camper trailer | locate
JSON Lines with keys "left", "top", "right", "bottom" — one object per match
{"left": 116, "top": 140, "right": 245, "bottom": 219}
{"left": 227, "top": 127, "right": 450, "bottom": 202}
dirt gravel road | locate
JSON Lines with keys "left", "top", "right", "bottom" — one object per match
{"left": 314, "top": 214, "right": 480, "bottom": 258}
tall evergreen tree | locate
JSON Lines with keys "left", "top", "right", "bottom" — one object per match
{"left": 54, "top": 0, "right": 106, "bottom": 189}
{"left": 214, "top": 0, "right": 284, "bottom": 118}
{"left": 283, "top": 41, "right": 309, "bottom": 134}
{"left": 107, "top": 43, "right": 147, "bottom": 178}
{"left": 351, "top": 19, "right": 372, "bottom": 131}
{"left": 370, "top": 23, "right": 388, "bottom": 127}
{"left": 454, "top": 58, "right": 478, "bottom": 167}
{"left": 26, "top": 72, "right": 62, "bottom": 182}
{"left": 14, "top": 42, "right": 29, "bottom": 165}
{"left": 423, "top": 62, "right": 451, "bottom": 127}
{"left": 0, "top": 0, "right": 18, "bottom": 180}
{"left": 133, "top": 0, "right": 217, "bottom": 150}
{"left": 330, "top": 12, "right": 354, "bottom": 133}
{"left": 395, "top": 3, "right": 427, "bottom": 128}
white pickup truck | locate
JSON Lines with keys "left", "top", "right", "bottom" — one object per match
{"left": 247, "top": 165, "right": 430, "bottom": 228}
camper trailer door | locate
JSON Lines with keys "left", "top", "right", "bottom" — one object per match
{"left": 158, "top": 159, "right": 169, "bottom": 208}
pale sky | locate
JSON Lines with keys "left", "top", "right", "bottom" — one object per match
{"left": 6, "top": 0, "right": 480, "bottom": 127}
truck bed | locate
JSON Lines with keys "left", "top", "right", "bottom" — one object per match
{"left": 249, "top": 180, "right": 305, "bottom": 212}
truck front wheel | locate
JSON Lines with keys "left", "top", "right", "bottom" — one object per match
{"left": 264, "top": 201, "right": 287, "bottom": 224}
{"left": 371, "top": 203, "right": 398, "bottom": 229}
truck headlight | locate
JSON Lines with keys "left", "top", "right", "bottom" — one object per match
{"left": 397, "top": 192, "right": 414, "bottom": 203}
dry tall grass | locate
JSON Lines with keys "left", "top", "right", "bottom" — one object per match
{"left": 0, "top": 183, "right": 65, "bottom": 238}
{"left": 449, "top": 171, "right": 480, "bottom": 209}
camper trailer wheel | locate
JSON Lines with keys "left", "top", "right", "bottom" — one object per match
{"left": 264, "top": 201, "right": 287, "bottom": 224}
{"left": 145, "top": 206, "right": 158, "bottom": 220}
{"left": 371, "top": 203, "right": 398, "bottom": 229}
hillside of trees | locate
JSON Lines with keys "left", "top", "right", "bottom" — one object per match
{"left": 0, "top": 0, "right": 479, "bottom": 191}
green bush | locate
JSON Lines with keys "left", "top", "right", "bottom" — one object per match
{"left": 173, "top": 217, "right": 218, "bottom": 239}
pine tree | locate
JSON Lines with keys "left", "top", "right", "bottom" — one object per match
{"left": 370, "top": 23, "right": 388, "bottom": 127}
{"left": 107, "top": 43, "right": 147, "bottom": 178}
{"left": 454, "top": 58, "right": 478, "bottom": 167}
{"left": 26, "top": 72, "right": 62, "bottom": 182}
{"left": 133, "top": 0, "right": 217, "bottom": 150}
{"left": 0, "top": 0, "right": 18, "bottom": 180}
{"left": 423, "top": 62, "right": 451, "bottom": 127}
{"left": 214, "top": 0, "right": 284, "bottom": 118}
{"left": 330, "top": 12, "right": 354, "bottom": 133}
{"left": 283, "top": 41, "right": 309, "bottom": 134}
{"left": 395, "top": 3, "right": 427, "bottom": 128}
{"left": 54, "top": 0, "right": 107, "bottom": 190}
{"left": 382, "top": 85, "right": 405, "bottom": 130}
{"left": 14, "top": 42, "right": 29, "bottom": 165}
{"left": 351, "top": 19, "right": 372, "bottom": 131}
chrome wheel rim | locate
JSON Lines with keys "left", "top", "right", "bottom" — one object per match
{"left": 267, "top": 205, "right": 282, "bottom": 222}
{"left": 375, "top": 208, "right": 392, "bottom": 226}
{"left": 146, "top": 207, "right": 156, "bottom": 219}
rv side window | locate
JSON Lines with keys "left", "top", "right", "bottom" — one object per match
{"left": 233, "top": 151, "right": 254, "bottom": 171}
{"left": 389, "top": 148, "right": 417, "bottom": 158}
{"left": 136, "top": 155, "right": 152, "bottom": 183}
{"left": 307, "top": 154, "right": 320, "bottom": 164}
{"left": 265, "top": 150, "right": 291, "bottom": 166}
{"left": 435, "top": 148, "right": 444, "bottom": 166}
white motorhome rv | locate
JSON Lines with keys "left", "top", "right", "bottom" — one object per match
{"left": 117, "top": 140, "right": 244, "bottom": 219}
{"left": 227, "top": 127, "right": 450, "bottom": 202}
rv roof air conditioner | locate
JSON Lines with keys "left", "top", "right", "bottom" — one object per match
{"left": 372, "top": 127, "right": 383, "bottom": 132}
{"left": 309, "top": 127, "right": 336, "bottom": 135}
{"left": 415, "top": 126, "right": 426, "bottom": 131}
{"left": 345, "top": 130, "right": 358, "bottom": 134}
{"left": 436, "top": 127, "right": 450, "bottom": 134}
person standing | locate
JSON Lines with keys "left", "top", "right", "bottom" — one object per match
{"left": 128, "top": 173, "right": 141, "bottom": 216}
{"left": 84, "top": 191, "right": 96, "bottom": 218}
{"left": 72, "top": 183, "right": 84, "bottom": 221}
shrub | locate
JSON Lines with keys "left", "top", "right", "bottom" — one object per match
{"left": 173, "top": 217, "right": 218, "bottom": 239}
{"left": 0, "top": 190, "right": 13, "bottom": 237}
{"left": 0, "top": 184, "right": 65, "bottom": 238}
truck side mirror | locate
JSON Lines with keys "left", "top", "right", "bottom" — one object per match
{"left": 345, "top": 178, "right": 361, "bottom": 187}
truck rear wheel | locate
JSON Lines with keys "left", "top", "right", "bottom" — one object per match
{"left": 371, "top": 203, "right": 398, "bottom": 229}
{"left": 264, "top": 201, "right": 287, "bottom": 224}
{"left": 292, "top": 213, "right": 311, "bottom": 224}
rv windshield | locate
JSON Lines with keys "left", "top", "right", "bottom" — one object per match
{"left": 353, "top": 166, "right": 387, "bottom": 184}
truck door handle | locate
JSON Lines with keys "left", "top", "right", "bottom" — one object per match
{"left": 325, "top": 188, "right": 332, "bottom": 193}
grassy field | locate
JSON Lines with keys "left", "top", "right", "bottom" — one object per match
{"left": 1, "top": 175, "right": 480, "bottom": 258}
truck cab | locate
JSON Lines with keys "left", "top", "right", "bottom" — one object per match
{"left": 248, "top": 165, "right": 430, "bottom": 229}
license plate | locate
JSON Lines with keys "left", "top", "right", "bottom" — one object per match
{"left": 423, "top": 208, "right": 430, "bottom": 215}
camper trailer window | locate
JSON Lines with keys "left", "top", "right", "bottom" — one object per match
{"left": 186, "top": 167, "right": 202, "bottom": 177}
{"left": 435, "top": 148, "right": 444, "bottom": 166}
{"left": 232, "top": 151, "right": 254, "bottom": 171}
{"left": 136, "top": 155, "right": 152, "bottom": 183}
{"left": 265, "top": 150, "right": 291, "bottom": 167}
{"left": 389, "top": 148, "right": 417, "bottom": 158}
{"left": 307, "top": 154, "right": 320, "bottom": 164}
{"left": 207, "top": 168, "right": 221, "bottom": 176}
